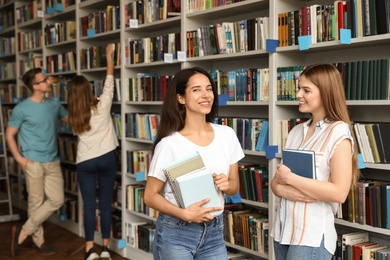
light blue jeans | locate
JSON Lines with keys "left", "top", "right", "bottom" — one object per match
{"left": 153, "top": 213, "right": 228, "bottom": 260}
{"left": 273, "top": 236, "right": 332, "bottom": 260}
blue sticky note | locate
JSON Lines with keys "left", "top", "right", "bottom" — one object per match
{"left": 0, "top": 26, "right": 4, "bottom": 32}
{"left": 229, "top": 193, "right": 242, "bottom": 204}
{"left": 135, "top": 171, "right": 146, "bottom": 182}
{"left": 265, "top": 145, "right": 278, "bottom": 159}
{"left": 298, "top": 35, "right": 312, "bottom": 51}
{"left": 59, "top": 214, "right": 67, "bottom": 222}
{"left": 218, "top": 94, "right": 228, "bottom": 106}
{"left": 340, "top": 29, "right": 351, "bottom": 44}
{"left": 117, "top": 239, "right": 126, "bottom": 249}
{"left": 53, "top": 3, "right": 64, "bottom": 12}
{"left": 266, "top": 39, "right": 279, "bottom": 53}
{"left": 46, "top": 7, "right": 54, "bottom": 14}
{"left": 357, "top": 153, "right": 366, "bottom": 169}
{"left": 42, "top": 69, "right": 47, "bottom": 74}
{"left": 87, "top": 29, "right": 96, "bottom": 38}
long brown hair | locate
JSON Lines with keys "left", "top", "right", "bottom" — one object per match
{"left": 67, "top": 75, "right": 99, "bottom": 134}
{"left": 153, "top": 67, "right": 219, "bottom": 151}
{"left": 301, "top": 64, "right": 359, "bottom": 186}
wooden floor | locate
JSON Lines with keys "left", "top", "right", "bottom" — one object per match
{"left": 0, "top": 211, "right": 128, "bottom": 260}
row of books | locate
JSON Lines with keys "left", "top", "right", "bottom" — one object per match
{"left": 0, "top": 36, "right": 15, "bottom": 56}
{"left": 15, "top": 0, "right": 42, "bottom": 24}
{"left": 57, "top": 135, "right": 77, "bottom": 163}
{"left": 62, "top": 168, "right": 78, "bottom": 194}
{"left": 124, "top": 0, "right": 181, "bottom": 26}
{"left": 277, "top": 59, "right": 390, "bottom": 101}
{"left": 79, "top": 5, "right": 120, "bottom": 38}
{"left": 125, "top": 113, "right": 160, "bottom": 141}
{"left": 215, "top": 117, "right": 269, "bottom": 152}
{"left": 17, "top": 29, "right": 43, "bottom": 52}
{"left": 337, "top": 231, "right": 390, "bottom": 260}
{"left": 124, "top": 221, "right": 155, "bottom": 253}
{"left": 124, "top": 33, "right": 181, "bottom": 65}
{"left": 0, "top": 61, "right": 15, "bottom": 80}
{"left": 0, "top": 84, "right": 30, "bottom": 104}
{"left": 186, "top": 17, "right": 269, "bottom": 58}
{"left": 0, "top": 7, "right": 15, "bottom": 30}
{"left": 126, "top": 150, "right": 152, "bottom": 175}
{"left": 223, "top": 205, "right": 269, "bottom": 254}
{"left": 238, "top": 164, "right": 269, "bottom": 203}
{"left": 125, "top": 184, "right": 159, "bottom": 219}
{"left": 45, "top": 0, "right": 75, "bottom": 11}
{"left": 45, "top": 51, "right": 76, "bottom": 73}
{"left": 127, "top": 73, "right": 174, "bottom": 102}
{"left": 79, "top": 42, "right": 121, "bottom": 70}
{"left": 44, "top": 21, "right": 76, "bottom": 45}
{"left": 278, "top": 0, "right": 390, "bottom": 47}
{"left": 210, "top": 68, "right": 269, "bottom": 102}
{"left": 186, "top": 0, "right": 244, "bottom": 14}
{"left": 277, "top": 118, "right": 309, "bottom": 153}
{"left": 353, "top": 122, "right": 390, "bottom": 164}
{"left": 340, "top": 180, "right": 390, "bottom": 229}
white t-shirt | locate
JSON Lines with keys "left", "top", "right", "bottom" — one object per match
{"left": 271, "top": 119, "right": 354, "bottom": 254}
{"left": 148, "top": 123, "right": 245, "bottom": 214}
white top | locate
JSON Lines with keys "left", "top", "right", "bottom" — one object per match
{"left": 76, "top": 75, "right": 119, "bottom": 163}
{"left": 148, "top": 123, "right": 245, "bottom": 214}
{"left": 271, "top": 119, "right": 354, "bottom": 254}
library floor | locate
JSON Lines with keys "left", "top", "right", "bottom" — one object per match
{"left": 0, "top": 211, "right": 128, "bottom": 260}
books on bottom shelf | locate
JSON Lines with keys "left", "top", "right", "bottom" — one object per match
{"left": 163, "top": 151, "right": 223, "bottom": 216}
{"left": 282, "top": 149, "right": 316, "bottom": 179}
{"left": 125, "top": 221, "right": 155, "bottom": 253}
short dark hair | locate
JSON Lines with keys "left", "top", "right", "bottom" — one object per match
{"left": 22, "top": 68, "right": 42, "bottom": 90}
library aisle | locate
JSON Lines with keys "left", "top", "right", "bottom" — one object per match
{"left": 0, "top": 211, "right": 127, "bottom": 260}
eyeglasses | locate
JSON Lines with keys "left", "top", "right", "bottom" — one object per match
{"left": 35, "top": 77, "right": 49, "bottom": 85}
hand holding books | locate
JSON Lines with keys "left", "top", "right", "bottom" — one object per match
{"left": 163, "top": 152, "right": 223, "bottom": 217}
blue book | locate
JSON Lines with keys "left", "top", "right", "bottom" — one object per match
{"left": 282, "top": 149, "right": 316, "bottom": 179}
{"left": 174, "top": 168, "right": 222, "bottom": 216}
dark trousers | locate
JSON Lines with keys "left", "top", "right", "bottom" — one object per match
{"left": 77, "top": 150, "right": 117, "bottom": 241}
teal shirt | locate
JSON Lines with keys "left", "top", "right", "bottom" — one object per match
{"left": 8, "top": 98, "right": 68, "bottom": 162}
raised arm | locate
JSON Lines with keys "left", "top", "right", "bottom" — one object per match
{"left": 106, "top": 43, "right": 114, "bottom": 76}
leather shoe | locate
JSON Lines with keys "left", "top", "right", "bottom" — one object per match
{"left": 11, "top": 225, "right": 21, "bottom": 257}
{"left": 32, "top": 243, "right": 57, "bottom": 255}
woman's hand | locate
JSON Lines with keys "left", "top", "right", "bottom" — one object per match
{"left": 182, "top": 198, "right": 221, "bottom": 223}
{"left": 213, "top": 173, "right": 229, "bottom": 192}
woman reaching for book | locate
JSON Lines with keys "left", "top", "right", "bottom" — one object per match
{"left": 270, "top": 64, "right": 359, "bottom": 260}
{"left": 144, "top": 67, "right": 244, "bottom": 259}
{"left": 67, "top": 43, "right": 119, "bottom": 260}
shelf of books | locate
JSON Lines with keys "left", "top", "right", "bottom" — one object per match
{"left": 4, "top": 0, "right": 390, "bottom": 259}
{"left": 273, "top": 1, "right": 390, "bottom": 259}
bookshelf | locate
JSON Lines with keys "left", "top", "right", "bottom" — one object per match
{"left": 4, "top": 0, "right": 390, "bottom": 259}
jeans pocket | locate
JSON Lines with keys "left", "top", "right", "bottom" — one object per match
{"left": 159, "top": 213, "right": 185, "bottom": 229}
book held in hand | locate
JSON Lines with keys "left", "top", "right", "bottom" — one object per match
{"left": 282, "top": 149, "right": 316, "bottom": 179}
{"left": 162, "top": 151, "right": 222, "bottom": 216}
{"left": 174, "top": 168, "right": 223, "bottom": 216}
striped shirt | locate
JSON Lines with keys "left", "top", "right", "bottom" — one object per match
{"left": 271, "top": 119, "right": 353, "bottom": 254}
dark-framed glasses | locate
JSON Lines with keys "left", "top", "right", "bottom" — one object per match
{"left": 35, "top": 77, "right": 49, "bottom": 85}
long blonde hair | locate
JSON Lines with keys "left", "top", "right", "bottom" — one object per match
{"left": 301, "top": 64, "right": 360, "bottom": 186}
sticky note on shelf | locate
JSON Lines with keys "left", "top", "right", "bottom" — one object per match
{"left": 218, "top": 94, "right": 228, "bottom": 106}
{"left": 298, "top": 35, "right": 311, "bottom": 51}
{"left": 87, "top": 29, "right": 96, "bottom": 38}
{"left": 340, "top": 29, "right": 351, "bottom": 44}
{"left": 265, "top": 145, "right": 278, "bottom": 159}
{"left": 229, "top": 193, "right": 242, "bottom": 204}
{"left": 118, "top": 239, "right": 126, "bottom": 249}
{"left": 266, "top": 39, "right": 279, "bottom": 53}
{"left": 135, "top": 171, "right": 146, "bottom": 182}
{"left": 357, "top": 153, "right": 365, "bottom": 169}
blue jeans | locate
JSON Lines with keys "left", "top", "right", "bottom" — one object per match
{"left": 273, "top": 236, "right": 332, "bottom": 260}
{"left": 77, "top": 150, "right": 117, "bottom": 241}
{"left": 153, "top": 213, "right": 228, "bottom": 260}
